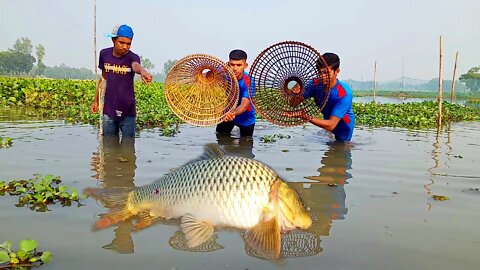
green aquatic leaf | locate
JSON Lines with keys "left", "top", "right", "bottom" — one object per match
{"left": 0, "top": 250, "right": 10, "bottom": 263}
{"left": 42, "top": 175, "right": 55, "bottom": 185}
{"left": 16, "top": 249, "right": 29, "bottom": 261}
{"left": 19, "top": 239, "right": 37, "bottom": 252}
{"left": 0, "top": 241, "right": 12, "bottom": 252}
{"left": 10, "top": 256, "right": 19, "bottom": 264}
{"left": 40, "top": 251, "right": 53, "bottom": 263}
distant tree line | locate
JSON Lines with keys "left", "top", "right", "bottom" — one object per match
{"left": 1, "top": 37, "right": 478, "bottom": 91}
{"left": 0, "top": 37, "right": 178, "bottom": 81}
{"left": 348, "top": 78, "right": 470, "bottom": 92}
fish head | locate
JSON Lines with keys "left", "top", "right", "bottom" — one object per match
{"left": 277, "top": 180, "right": 313, "bottom": 230}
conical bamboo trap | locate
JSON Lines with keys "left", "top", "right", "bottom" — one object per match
{"left": 165, "top": 54, "right": 239, "bottom": 126}
{"left": 249, "top": 41, "right": 330, "bottom": 126}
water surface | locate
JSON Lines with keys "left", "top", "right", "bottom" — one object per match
{"left": 1, "top": 109, "right": 479, "bottom": 270}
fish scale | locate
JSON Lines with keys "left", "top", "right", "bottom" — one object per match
{"left": 129, "top": 155, "right": 279, "bottom": 228}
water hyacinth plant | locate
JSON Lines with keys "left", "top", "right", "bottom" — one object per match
{"left": 0, "top": 137, "right": 13, "bottom": 148}
{"left": 1, "top": 77, "right": 480, "bottom": 132}
{"left": 353, "top": 101, "right": 480, "bottom": 129}
{"left": 0, "top": 77, "right": 182, "bottom": 136}
{"left": 260, "top": 133, "right": 291, "bottom": 143}
{"left": 0, "top": 239, "right": 52, "bottom": 269}
{"left": 0, "top": 175, "right": 86, "bottom": 212}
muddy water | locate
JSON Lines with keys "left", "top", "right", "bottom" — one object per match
{"left": 0, "top": 109, "right": 479, "bottom": 270}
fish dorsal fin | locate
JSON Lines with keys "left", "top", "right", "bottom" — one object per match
{"left": 183, "top": 143, "right": 225, "bottom": 166}
{"left": 244, "top": 216, "right": 281, "bottom": 260}
{"left": 180, "top": 214, "right": 215, "bottom": 248}
{"left": 198, "top": 143, "right": 225, "bottom": 160}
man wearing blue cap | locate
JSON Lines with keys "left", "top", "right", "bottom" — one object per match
{"left": 91, "top": 24, "right": 152, "bottom": 138}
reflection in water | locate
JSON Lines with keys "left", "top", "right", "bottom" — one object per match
{"left": 91, "top": 136, "right": 137, "bottom": 254}
{"left": 290, "top": 142, "right": 353, "bottom": 256}
{"left": 425, "top": 125, "right": 442, "bottom": 195}
{"left": 245, "top": 230, "right": 322, "bottom": 260}
{"left": 169, "top": 230, "right": 224, "bottom": 252}
{"left": 216, "top": 133, "right": 255, "bottom": 158}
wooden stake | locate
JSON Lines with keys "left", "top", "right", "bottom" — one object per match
{"left": 373, "top": 60, "right": 377, "bottom": 103}
{"left": 450, "top": 51, "right": 459, "bottom": 103}
{"left": 438, "top": 36, "right": 443, "bottom": 129}
{"left": 94, "top": 0, "right": 98, "bottom": 82}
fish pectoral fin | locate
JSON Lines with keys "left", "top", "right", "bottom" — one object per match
{"left": 244, "top": 217, "right": 281, "bottom": 260}
{"left": 134, "top": 211, "right": 159, "bottom": 231}
{"left": 180, "top": 214, "right": 215, "bottom": 248}
{"left": 84, "top": 187, "right": 133, "bottom": 230}
{"left": 94, "top": 206, "right": 132, "bottom": 231}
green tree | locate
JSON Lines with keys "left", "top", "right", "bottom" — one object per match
{"left": 0, "top": 51, "right": 14, "bottom": 74}
{"left": 0, "top": 51, "right": 35, "bottom": 74}
{"left": 163, "top": 59, "right": 178, "bottom": 75}
{"left": 459, "top": 66, "right": 480, "bottom": 92}
{"left": 153, "top": 59, "right": 178, "bottom": 82}
{"left": 35, "top": 44, "right": 46, "bottom": 76}
{"left": 140, "top": 56, "right": 155, "bottom": 71}
{"left": 0, "top": 38, "right": 36, "bottom": 75}
{"left": 10, "top": 37, "right": 33, "bottom": 55}
{"left": 43, "top": 64, "right": 94, "bottom": 79}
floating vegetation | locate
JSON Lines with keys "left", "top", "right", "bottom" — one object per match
{"left": 260, "top": 134, "right": 291, "bottom": 143}
{"left": 0, "top": 137, "right": 13, "bottom": 148}
{"left": 0, "top": 239, "right": 52, "bottom": 269}
{"left": 0, "top": 175, "right": 86, "bottom": 212}
{"left": 0, "top": 77, "right": 182, "bottom": 136}
{"left": 1, "top": 77, "right": 480, "bottom": 132}
{"left": 431, "top": 195, "right": 449, "bottom": 201}
{"left": 354, "top": 90, "right": 480, "bottom": 100}
{"left": 353, "top": 101, "right": 480, "bottom": 129}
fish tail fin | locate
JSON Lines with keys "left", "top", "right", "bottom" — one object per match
{"left": 84, "top": 187, "right": 134, "bottom": 230}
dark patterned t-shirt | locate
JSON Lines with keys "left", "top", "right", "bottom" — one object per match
{"left": 98, "top": 47, "right": 140, "bottom": 119}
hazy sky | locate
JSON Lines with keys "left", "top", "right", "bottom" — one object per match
{"left": 1, "top": 0, "right": 479, "bottom": 81}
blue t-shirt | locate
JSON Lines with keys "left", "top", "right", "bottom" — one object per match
{"left": 234, "top": 72, "right": 256, "bottom": 127}
{"left": 98, "top": 47, "right": 140, "bottom": 119}
{"left": 304, "top": 79, "right": 355, "bottom": 141}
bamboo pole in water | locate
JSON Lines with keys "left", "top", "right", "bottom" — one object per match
{"left": 450, "top": 52, "right": 459, "bottom": 103}
{"left": 437, "top": 36, "right": 443, "bottom": 128}
{"left": 373, "top": 60, "right": 377, "bottom": 103}
{"left": 94, "top": 0, "right": 97, "bottom": 82}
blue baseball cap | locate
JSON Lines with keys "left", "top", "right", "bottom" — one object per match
{"left": 105, "top": 24, "right": 134, "bottom": 39}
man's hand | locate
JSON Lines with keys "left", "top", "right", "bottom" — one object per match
{"left": 282, "top": 109, "right": 312, "bottom": 121}
{"left": 223, "top": 111, "right": 236, "bottom": 122}
{"left": 141, "top": 71, "right": 152, "bottom": 84}
{"left": 90, "top": 100, "right": 99, "bottom": 113}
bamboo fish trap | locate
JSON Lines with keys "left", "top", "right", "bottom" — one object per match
{"left": 249, "top": 41, "right": 330, "bottom": 126}
{"left": 165, "top": 54, "right": 239, "bottom": 126}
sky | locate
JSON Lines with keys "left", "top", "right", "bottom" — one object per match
{"left": 1, "top": 0, "right": 479, "bottom": 81}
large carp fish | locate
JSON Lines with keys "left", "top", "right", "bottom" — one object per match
{"left": 86, "top": 143, "right": 312, "bottom": 259}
